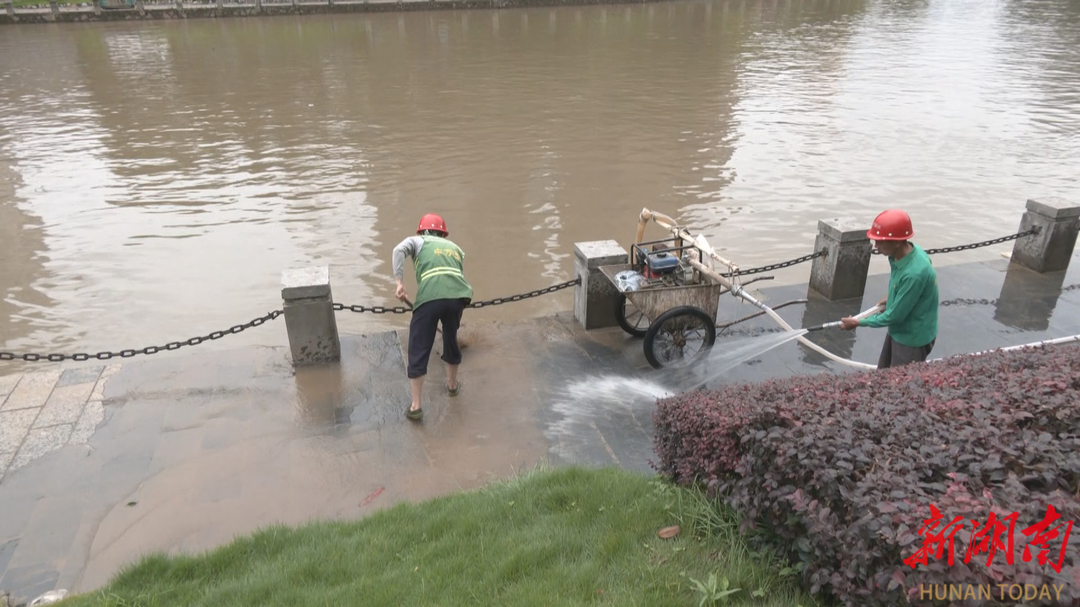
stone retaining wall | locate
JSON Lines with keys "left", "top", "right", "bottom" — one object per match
{"left": 3, "top": 0, "right": 667, "bottom": 25}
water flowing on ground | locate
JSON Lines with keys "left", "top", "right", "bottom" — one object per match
{"left": 547, "top": 329, "right": 810, "bottom": 438}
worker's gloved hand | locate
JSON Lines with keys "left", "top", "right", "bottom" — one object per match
{"left": 840, "top": 317, "right": 860, "bottom": 330}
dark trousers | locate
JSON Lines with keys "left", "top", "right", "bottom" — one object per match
{"left": 878, "top": 334, "right": 935, "bottom": 369}
{"left": 407, "top": 298, "right": 466, "bottom": 379}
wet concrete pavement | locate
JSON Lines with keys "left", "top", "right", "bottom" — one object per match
{"left": 1, "top": 254, "right": 1078, "bottom": 603}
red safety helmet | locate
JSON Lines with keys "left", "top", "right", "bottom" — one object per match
{"left": 417, "top": 213, "right": 448, "bottom": 236}
{"left": 867, "top": 209, "right": 914, "bottom": 241}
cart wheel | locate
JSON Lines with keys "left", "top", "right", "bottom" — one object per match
{"left": 643, "top": 306, "right": 716, "bottom": 369}
{"left": 615, "top": 294, "right": 649, "bottom": 337}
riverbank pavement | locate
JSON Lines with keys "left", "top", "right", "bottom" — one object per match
{"left": 0, "top": 253, "right": 1078, "bottom": 603}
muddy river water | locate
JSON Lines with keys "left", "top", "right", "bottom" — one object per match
{"left": 1, "top": 0, "right": 1078, "bottom": 370}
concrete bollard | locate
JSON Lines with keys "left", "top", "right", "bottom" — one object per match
{"left": 6, "top": 1, "right": 15, "bottom": 16}
{"left": 281, "top": 266, "right": 341, "bottom": 365}
{"left": 49, "top": 0, "right": 59, "bottom": 13}
{"left": 1010, "top": 198, "right": 1080, "bottom": 273}
{"left": 573, "top": 240, "right": 628, "bottom": 330}
{"left": 808, "top": 218, "right": 872, "bottom": 301}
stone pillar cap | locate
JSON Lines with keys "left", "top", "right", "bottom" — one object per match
{"left": 573, "top": 240, "right": 629, "bottom": 269}
{"left": 817, "top": 218, "right": 871, "bottom": 243}
{"left": 282, "top": 266, "right": 331, "bottom": 299}
{"left": 1026, "top": 197, "right": 1080, "bottom": 219}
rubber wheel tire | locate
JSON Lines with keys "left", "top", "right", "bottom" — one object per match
{"left": 643, "top": 306, "right": 717, "bottom": 369}
{"left": 615, "top": 293, "right": 649, "bottom": 338}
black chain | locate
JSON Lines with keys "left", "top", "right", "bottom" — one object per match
{"left": 872, "top": 227, "right": 1040, "bottom": 256}
{"left": 0, "top": 230, "right": 1054, "bottom": 363}
{"left": 723, "top": 250, "right": 826, "bottom": 278}
{"left": 468, "top": 277, "right": 580, "bottom": 308}
{"left": 940, "top": 283, "right": 1080, "bottom": 308}
{"left": 335, "top": 277, "right": 582, "bottom": 314}
{"left": 0, "top": 310, "right": 283, "bottom": 363}
{"left": 332, "top": 303, "right": 411, "bottom": 314}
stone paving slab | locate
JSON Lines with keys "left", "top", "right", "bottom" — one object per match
{"left": 33, "top": 384, "right": 96, "bottom": 430}
{"left": 11, "top": 425, "right": 76, "bottom": 472}
{"left": 0, "top": 364, "right": 121, "bottom": 486}
{"left": 56, "top": 367, "right": 104, "bottom": 389}
{"left": 0, "top": 375, "right": 20, "bottom": 402}
{"left": 0, "top": 370, "right": 60, "bottom": 413}
{"left": 71, "top": 401, "right": 105, "bottom": 447}
{"left": 0, "top": 410, "right": 37, "bottom": 459}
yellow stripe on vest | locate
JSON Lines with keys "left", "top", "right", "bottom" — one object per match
{"left": 420, "top": 267, "right": 465, "bottom": 282}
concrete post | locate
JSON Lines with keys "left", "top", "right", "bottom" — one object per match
{"left": 215, "top": 0, "right": 222, "bottom": 10}
{"left": 175, "top": 0, "right": 182, "bottom": 10}
{"left": 6, "top": 1, "right": 15, "bottom": 16}
{"left": 1010, "top": 198, "right": 1080, "bottom": 273}
{"left": 573, "top": 240, "right": 628, "bottom": 330}
{"left": 93, "top": 0, "right": 101, "bottom": 14}
{"left": 49, "top": 0, "right": 59, "bottom": 13}
{"left": 808, "top": 218, "right": 872, "bottom": 301}
{"left": 281, "top": 266, "right": 341, "bottom": 365}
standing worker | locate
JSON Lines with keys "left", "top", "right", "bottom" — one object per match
{"left": 393, "top": 213, "right": 473, "bottom": 421}
{"left": 840, "top": 210, "right": 939, "bottom": 368}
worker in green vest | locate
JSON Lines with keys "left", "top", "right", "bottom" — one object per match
{"left": 841, "top": 209, "right": 939, "bottom": 368}
{"left": 393, "top": 213, "right": 474, "bottom": 421}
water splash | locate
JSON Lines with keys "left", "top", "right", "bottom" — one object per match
{"left": 559, "top": 329, "right": 810, "bottom": 406}
{"left": 544, "top": 329, "right": 811, "bottom": 461}
{"left": 658, "top": 328, "right": 810, "bottom": 391}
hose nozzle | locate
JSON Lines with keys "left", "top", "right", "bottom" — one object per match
{"left": 806, "top": 320, "right": 843, "bottom": 332}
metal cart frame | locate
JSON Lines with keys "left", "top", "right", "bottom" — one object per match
{"left": 600, "top": 257, "right": 724, "bottom": 368}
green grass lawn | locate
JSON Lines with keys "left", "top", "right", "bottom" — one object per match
{"left": 60, "top": 466, "right": 818, "bottom": 607}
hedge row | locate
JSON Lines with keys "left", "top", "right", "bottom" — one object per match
{"left": 653, "top": 344, "right": 1080, "bottom": 606}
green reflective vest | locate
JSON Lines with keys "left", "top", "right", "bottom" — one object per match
{"left": 413, "top": 236, "right": 473, "bottom": 309}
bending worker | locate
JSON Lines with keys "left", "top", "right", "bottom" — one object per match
{"left": 392, "top": 213, "right": 473, "bottom": 421}
{"left": 841, "top": 209, "right": 939, "bottom": 368}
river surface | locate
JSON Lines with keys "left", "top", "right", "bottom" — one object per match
{"left": 2, "top": 0, "right": 1078, "bottom": 370}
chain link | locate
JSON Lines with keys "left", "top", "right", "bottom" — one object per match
{"left": 331, "top": 303, "right": 412, "bottom": 314}
{"left": 0, "top": 310, "right": 283, "bottom": 363}
{"left": 940, "top": 283, "right": 1079, "bottom": 307}
{"left": 723, "top": 250, "right": 827, "bottom": 278}
{"left": 468, "top": 277, "right": 580, "bottom": 308}
{"left": 872, "top": 227, "right": 1040, "bottom": 256}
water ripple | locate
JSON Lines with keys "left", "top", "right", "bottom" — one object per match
{"left": 1, "top": 0, "right": 1078, "bottom": 366}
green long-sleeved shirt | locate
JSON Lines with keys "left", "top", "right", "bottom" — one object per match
{"left": 859, "top": 244, "right": 939, "bottom": 347}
